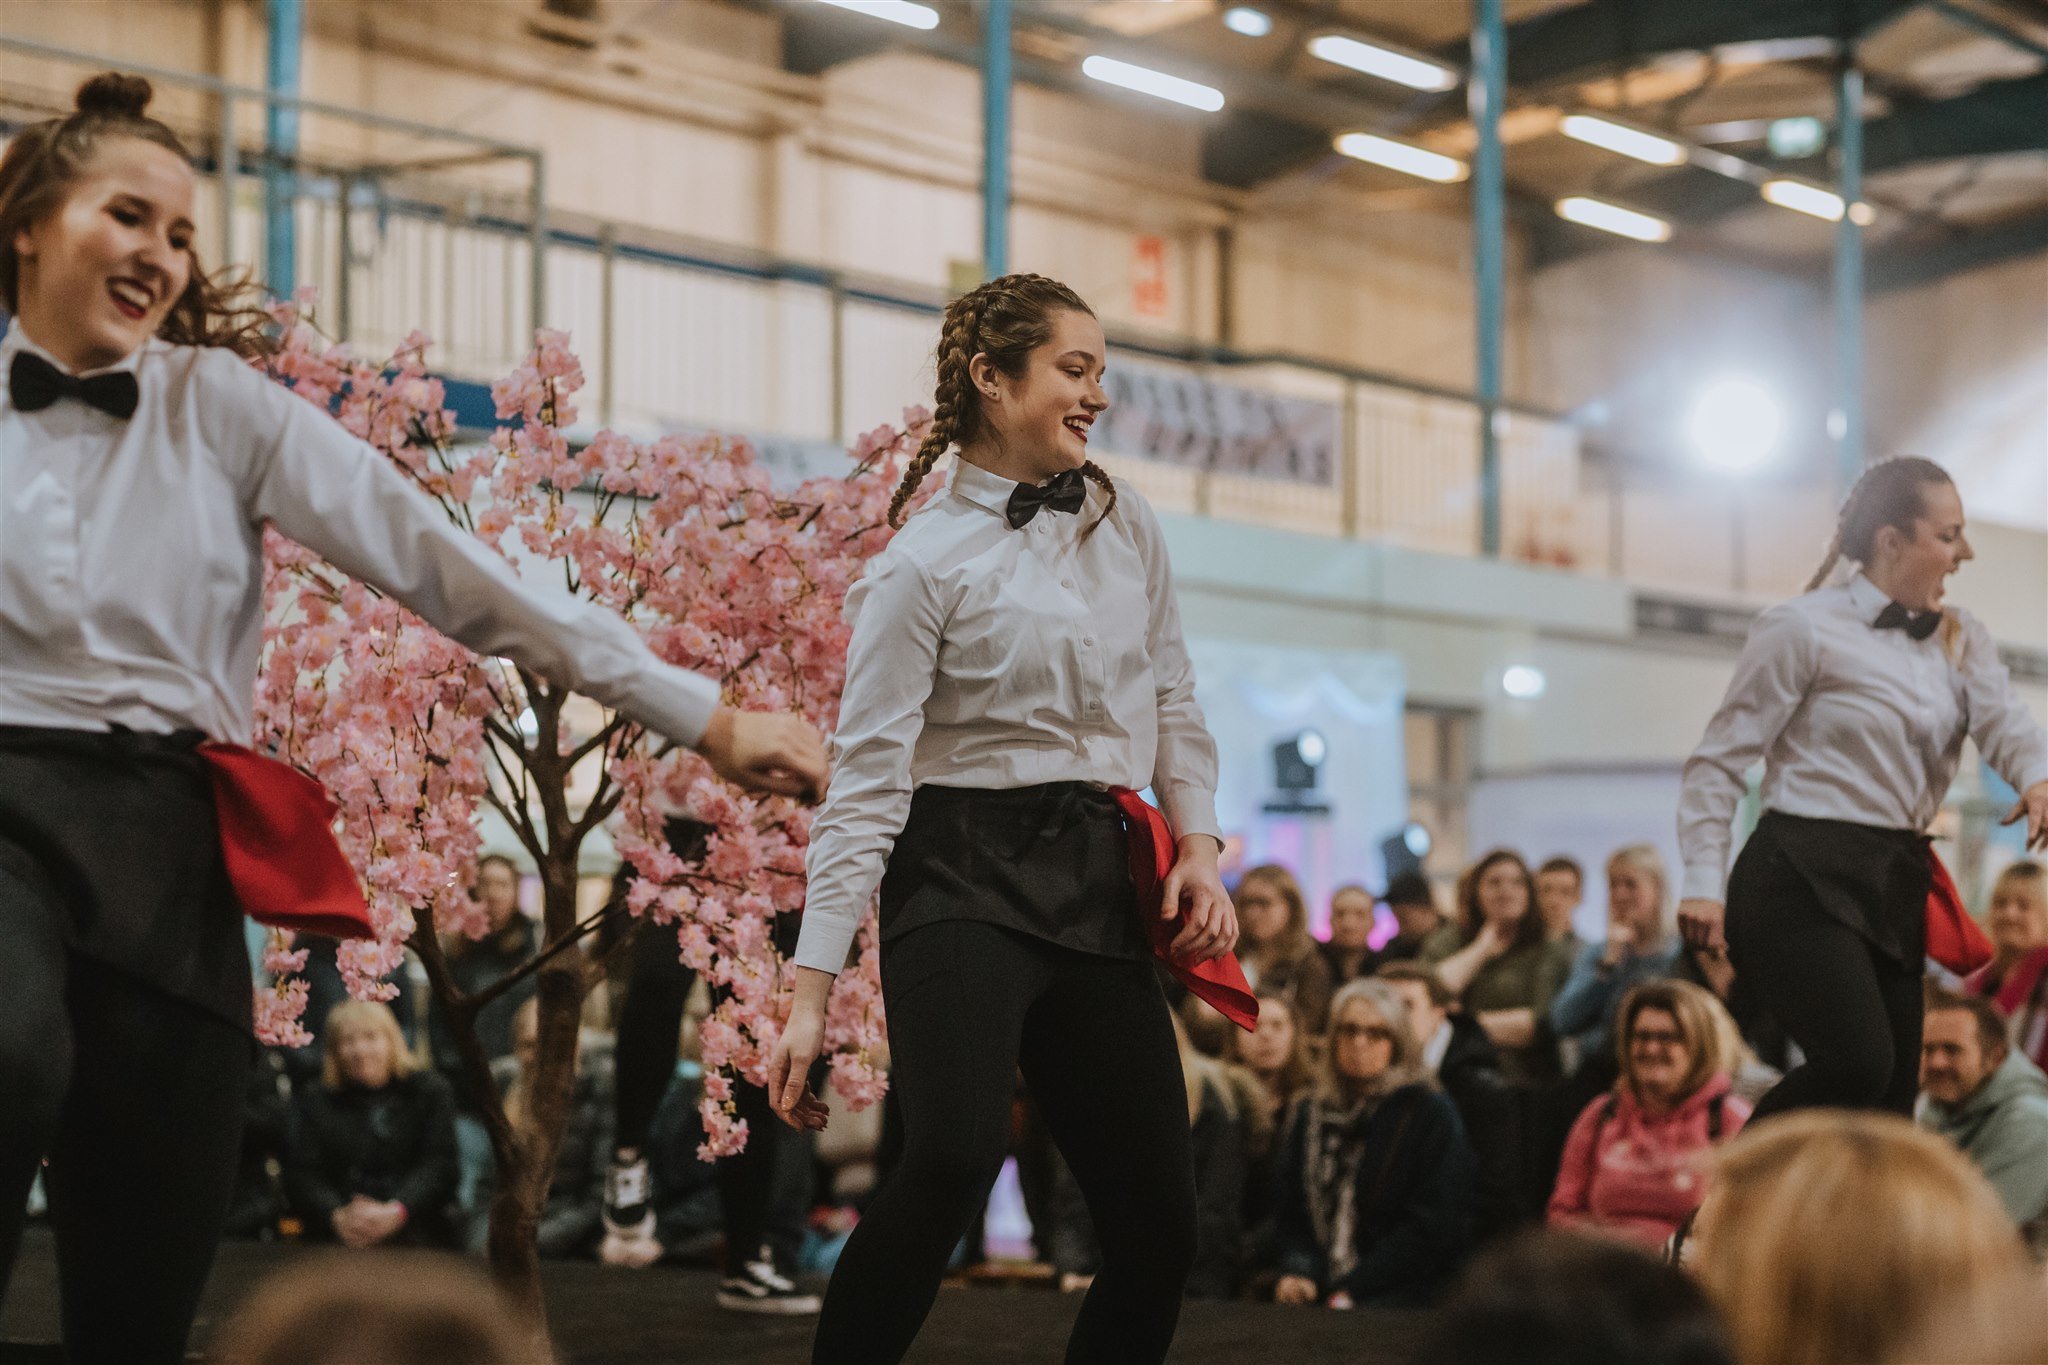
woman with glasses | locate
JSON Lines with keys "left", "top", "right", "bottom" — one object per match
{"left": 1547, "top": 980, "right": 1749, "bottom": 1250}
{"left": 1271, "top": 979, "right": 1476, "bottom": 1309}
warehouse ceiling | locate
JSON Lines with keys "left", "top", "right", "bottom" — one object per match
{"left": 740, "top": 0, "right": 2048, "bottom": 286}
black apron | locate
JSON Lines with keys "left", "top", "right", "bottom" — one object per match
{"left": 1727, "top": 809, "right": 1930, "bottom": 966}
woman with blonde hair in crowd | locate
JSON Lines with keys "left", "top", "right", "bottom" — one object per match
{"left": 1548, "top": 980, "right": 1749, "bottom": 1249}
{"left": 1234, "top": 864, "right": 1335, "bottom": 1032}
{"left": 1271, "top": 979, "right": 1475, "bottom": 1309}
{"left": 287, "top": 1000, "right": 460, "bottom": 1250}
{"left": 1427, "top": 849, "right": 1575, "bottom": 1086}
{"left": 1549, "top": 845, "right": 1683, "bottom": 1090}
{"left": 1968, "top": 860, "right": 2048, "bottom": 1072}
{"left": 1690, "top": 1109, "right": 2032, "bottom": 1365}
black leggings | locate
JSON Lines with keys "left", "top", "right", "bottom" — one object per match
{"left": 1727, "top": 841, "right": 1923, "bottom": 1119}
{"left": 0, "top": 842, "right": 249, "bottom": 1364}
{"left": 813, "top": 922, "right": 1196, "bottom": 1365}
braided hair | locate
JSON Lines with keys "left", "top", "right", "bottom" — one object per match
{"left": 1804, "top": 456, "right": 1954, "bottom": 591}
{"left": 0, "top": 73, "right": 272, "bottom": 357}
{"left": 888, "top": 272, "right": 1117, "bottom": 533}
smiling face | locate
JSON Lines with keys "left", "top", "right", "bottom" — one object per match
{"left": 1920, "top": 1007, "right": 1999, "bottom": 1108}
{"left": 1625, "top": 1006, "right": 1692, "bottom": 1108}
{"left": 971, "top": 308, "right": 1109, "bottom": 484}
{"left": 1987, "top": 869, "right": 2048, "bottom": 957}
{"left": 334, "top": 1016, "right": 396, "bottom": 1091}
{"left": 1869, "top": 480, "right": 1973, "bottom": 614}
{"left": 12, "top": 135, "right": 194, "bottom": 372}
{"left": 1606, "top": 858, "right": 1664, "bottom": 940}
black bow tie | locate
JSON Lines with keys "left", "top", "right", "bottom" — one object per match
{"left": 1874, "top": 600, "right": 1943, "bottom": 641}
{"left": 9, "top": 350, "right": 140, "bottom": 421}
{"left": 1005, "top": 469, "right": 1087, "bottom": 529}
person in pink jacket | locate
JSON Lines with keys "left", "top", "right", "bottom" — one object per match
{"left": 1548, "top": 980, "right": 1751, "bottom": 1248}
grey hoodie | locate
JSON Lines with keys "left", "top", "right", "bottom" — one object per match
{"left": 1918, "top": 1048, "right": 2048, "bottom": 1253}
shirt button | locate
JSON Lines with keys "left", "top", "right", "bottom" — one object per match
{"left": 1083, "top": 637, "right": 1094, "bottom": 646}
{"left": 1062, "top": 579, "right": 1074, "bottom": 589}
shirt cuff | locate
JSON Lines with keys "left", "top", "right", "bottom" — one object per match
{"left": 1679, "top": 863, "right": 1726, "bottom": 902}
{"left": 630, "top": 666, "right": 721, "bottom": 751}
{"left": 791, "top": 911, "right": 856, "bottom": 977}
{"left": 1157, "top": 783, "right": 1221, "bottom": 846}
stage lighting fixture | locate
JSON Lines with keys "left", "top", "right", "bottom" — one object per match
{"left": 1082, "top": 55, "right": 1226, "bottom": 112}
{"left": 1223, "top": 7, "right": 1272, "bottom": 37}
{"left": 1686, "top": 376, "right": 1784, "bottom": 473}
{"left": 1333, "top": 132, "right": 1466, "bottom": 183}
{"left": 1308, "top": 34, "right": 1458, "bottom": 92}
{"left": 1560, "top": 115, "right": 1685, "bottom": 167}
{"left": 1555, "top": 196, "right": 1672, "bottom": 243}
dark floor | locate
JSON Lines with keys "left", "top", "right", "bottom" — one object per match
{"left": 1, "top": 1229, "right": 1429, "bottom": 1364}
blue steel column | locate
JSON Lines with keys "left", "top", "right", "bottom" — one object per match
{"left": 1470, "top": 0, "right": 1507, "bottom": 557}
{"left": 264, "top": 0, "right": 303, "bottom": 297}
{"left": 1832, "top": 56, "right": 1866, "bottom": 483}
{"left": 981, "top": 0, "right": 1012, "bottom": 279}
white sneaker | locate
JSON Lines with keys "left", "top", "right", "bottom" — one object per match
{"left": 600, "top": 1155, "right": 663, "bottom": 1268}
{"left": 716, "top": 1259, "right": 822, "bottom": 1315}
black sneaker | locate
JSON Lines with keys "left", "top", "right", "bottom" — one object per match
{"left": 716, "top": 1259, "right": 822, "bottom": 1315}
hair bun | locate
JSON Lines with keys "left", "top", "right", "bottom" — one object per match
{"left": 75, "top": 72, "right": 153, "bottom": 120}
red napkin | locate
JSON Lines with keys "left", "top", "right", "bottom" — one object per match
{"left": 1925, "top": 846, "right": 1993, "bottom": 975}
{"left": 1109, "top": 787, "right": 1258, "bottom": 1032}
{"left": 198, "top": 741, "right": 376, "bottom": 940}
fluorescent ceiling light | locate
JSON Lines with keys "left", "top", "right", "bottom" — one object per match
{"left": 1762, "top": 179, "right": 1875, "bottom": 225}
{"left": 814, "top": 0, "right": 939, "bottom": 30}
{"left": 1556, "top": 196, "right": 1672, "bottom": 242}
{"left": 1082, "top": 55, "right": 1226, "bottom": 112}
{"left": 1308, "top": 34, "right": 1458, "bottom": 92}
{"left": 1333, "top": 131, "right": 1467, "bottom": 183}
{"left": 1560, "top": 114, "right": 1685, "bottom": 167}
{"left": 1223, "top": 6, "right": 1272, "bottom": 37}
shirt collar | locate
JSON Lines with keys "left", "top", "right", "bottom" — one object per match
{"left": 1423, "top": 1018, "right": 1453, "bottom": 1072}
{"left": 947, "top": 457, "right": 1022, "bottom": 518}
{"left": 1, "top": 318, "right": 149, "bottom": 379}
{"left": 1845, "top": 572, "right": 1891, "bottom": 622}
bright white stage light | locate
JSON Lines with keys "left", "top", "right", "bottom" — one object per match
{"left": 1556, "top": 196, "right": 1672, "bottom": 242}
{"left": 1502, "top": 665, "right": 1547, "bottom": 700}
{"left": 1762, "top": 178, "right": 1875, "bottom": 225}
{"left": 1223, "top": 6, "right": 1273, "bottom": 38}
{"left": 1307, "top": 34, "right": 1459, "bottom": 92}
{"left": 1296, "top": 729, "right": 1328, "bottom": 767}
{"left": 1333, "top": 131, "right": 1467, "bottom": 183}
{"left": 1082, "top": 55, "right": 1226, "bottom": 112}
{"left": 814, "top": 0, "right": 940, "bottom": 30}
{"left": 1686, "top": 376, "right": 1785, "bottom": 472}
{"left": 1402, "top": 823, "right": 1433, "bottom": 857}
{"left": 1560, "top": 114, "right": 1686, "bottom": 166}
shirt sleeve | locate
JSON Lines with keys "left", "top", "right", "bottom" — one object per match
{"left": 1124, "top": 488, "right": 1222, "bottom": 844}
{"left": 1956, "top": 611, "right": 2048, "bottom": 798}
{"left": 794, "top": 548, "right": 945, "bottom": 976}
{"left": 208, "top": 354, "right": 719, "bottom": 747}
{"left": 1676, "top": 602, "right": 1820, "bottom": 902}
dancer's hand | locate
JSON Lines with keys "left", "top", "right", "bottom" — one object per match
{"left": 1164, "top": 835, "right": 1237, "bottom": 964}
{"left": 767, "top": 967, "right": 833, "bottom": 1133}
{"left": 699, "top": 707, "right": 829, "bottom": 803}
{"left": 2002, "top": 780, "right": 2048, "bottom": 853}
{"left": 1274, "top": 1275, "right": 1319, "bottom": 1306}
{"left": 1678, "top": 898, "right": 1727, "bottom": 954}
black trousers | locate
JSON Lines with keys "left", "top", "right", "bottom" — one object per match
{"left": 0, "top": 839, "right": 249, "bottom": 1364}
{"left": 812, "top": 921, "right": 1196, "bottom": 1365}
{"left": 613, "top": 908, "right": 796, "bottom": 1273}
{"left": 1726, "top": 815, "right": 1925, "bottom": 1119}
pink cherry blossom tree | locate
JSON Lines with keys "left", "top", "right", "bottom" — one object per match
{"left": 251, "top": 301, "right": 913, "bottom": 1317}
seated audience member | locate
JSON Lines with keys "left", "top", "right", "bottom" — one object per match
{"left": 287, "top": 1000, "right": 460, "bottom": 1249}
{"left": 1534, "top": 856, "right": 1586, "bottom": 957}
{"left": 428, "top": 854, "right": 538, "bottom": 1094}
{"left": 1235, "top": 864, "right": 1336, "bottom": 1033}
{"left": 1549, "top": 846, "right": 1683, "bottom": 1089}
{"left": 1548, "top": 981, "right": 1749, "bottom": 1249}
{"left": 1319, "top": 883, "right": 1379, "bottom": 987}
{"left": 211, "top": 1251, "right": 545, "bottom": 1365}
{"left": 1407, "top": 1229, "right": 1736, "bottom": 1365}
{"left": 1691, "top": 1111, "right": 2031, "bottom": 1365}
{"left": 1378, "top": 961, "right": 1525, "bottom": 1241}
{"left": 1227, "top": 988, "right": 1317, "bottom": 1135}
{"left": 1273, "top": 979, "right": 1475, "bottom": 1309}
{"left": 1967, "top": 861, "right": 2048, "bottom": 1073}
{"left": 1425, "top": 850, "right": 1575, "bottom": 1086}
{"left": 1918, "top": 987, "right": 2048, "bottom": 1254}
{"left": 1375, "top": 870, "right": 1458, "bottom": 966}
{"left": 467, "top": 998, "right": 615, "bottom": 1259}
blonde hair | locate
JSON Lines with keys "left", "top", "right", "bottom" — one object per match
{"left": 320, "top": 1000, "right": 417, "bottom": 1090}
{"left": 1614, "top": 979, "right": 1728, "bottom": 1105}
{"left": 1310, "top": 978, "right": 1428, "bottom": 1107}
{"left": 1692, "top": 1110, "right": 2029, "bottom": 1365}
{"left": 889, "top": 272, "right": 1116, "bottom": 532}
{"left": 1991, "top": 860, "right": 2048, "bottom": 951}
{"left": 212, "top": 1251, "right": 546, "bottom": 1365}
{"left": 1605, "top": 843, "right": 1671, "bottom": 934}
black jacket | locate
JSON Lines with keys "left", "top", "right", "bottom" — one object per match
{"left": 1273, "top": 1084, "right": 1475, "bottom": 1306}
{"left": 287, "top": 1069, "right": 460, "bottom": 1245}
{"left": 1433, "top": 1015, "right": 1526, "bottom": 1239}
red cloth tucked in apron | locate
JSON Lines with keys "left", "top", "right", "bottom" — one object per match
{"left": 1925, "top": 846, "right": 1992, "bottom": 976}
{"left": 1109, "top": 786, "right": 1258, "bottom": 1032}
{"left": 197, "top": 742, "right": 375, "bottom": 940}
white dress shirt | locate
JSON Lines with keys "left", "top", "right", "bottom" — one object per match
{"left": 0, "top": 323, "right": 717, "bottom": 746}
{"left": 795, "top": 458, "right": 1222, "bottom": 975}
{"left": 1678, "top": 572, "right": 2048, "bottom": 902}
